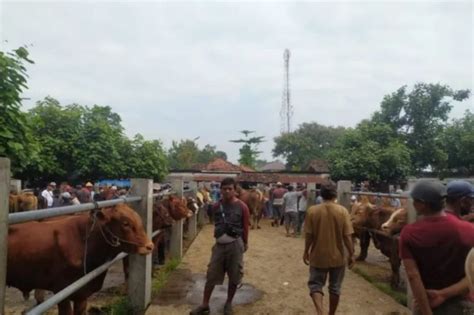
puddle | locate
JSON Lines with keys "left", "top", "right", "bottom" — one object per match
{"left": 153, "top": 269, "right": 263, "bottom": 313}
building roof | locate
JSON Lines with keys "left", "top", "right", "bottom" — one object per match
{"left": 205, "top": 158, "right": 242, "bottom": 172}
{"left": 306, "top": 159, "right": 330, "bottom": 173}
{"left": 239, "top": 165, "right": 256, "bottom": 172}
{"left": 259, "top": 161, "right": 286, "bottom": 172}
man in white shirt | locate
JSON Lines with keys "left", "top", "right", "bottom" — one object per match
{"left": 41, "top": 182, "right": 56, "bottom": 208}
{"left": 283, "top": 186, "right": 303, "bottom": 237}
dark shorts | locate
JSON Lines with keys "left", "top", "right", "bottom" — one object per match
{"left": 284, "top": 211, "right": 298, "bottom": 227}
{"left": 272, "top": 205, "right": 282, "bottom": 219}
{"left": 308, "top": 266, "right": 346, "bottom": 296}
{"left": 206, "top": 238, "right": 244, "bottom": 286}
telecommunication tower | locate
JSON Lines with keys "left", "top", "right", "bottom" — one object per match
{"left": 280, "top": 49, "right": 292, "bottom": 134}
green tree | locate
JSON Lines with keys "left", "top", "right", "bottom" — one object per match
{"left": 167, "top": 140, "right": 200, "bottom": 169}
{"left": 0, "top": 46, "right": 40, "bottom": 174}
{"left": 442, "top": 110, "right": 474, "bottom": 175}
{"left": 127, "top": 134, "right": 168, "bottom": 180}
{"left": 273, "top": 122, "right": 346, "bottom": 170}
{"left": 372, "top": 83, "right": 470, "bottom": 172}
{"left": 230, "top": 130, "right": 264, "bottom": 168}
{"left": 328, "top": 121, "right": 412, "bottom": 183}
{"left": 197, "top": 144, "right": 228, "bottom": 163}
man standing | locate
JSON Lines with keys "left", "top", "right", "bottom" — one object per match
{"left": 271, "top": 182, "right": 287, "bottom": 227}
{"left": 400, "top": 181, "right": 474, "bottom": 315}
{"left": 190, "top": 177, "right": 250, "bottom": 315}
{"left": 445, "top": 180, "right": 474, "bottom": 221}
{"left": 296, "top": 189, "right": 308, "bottom": 236}
{"left": 41, "top": 182, "right": 56, "bottom": 208}
{"left": 303, "top": 181, "right": 355, "bottom": 315}
{"left": 282, "top": 186, "right": 302, "bottom": 237}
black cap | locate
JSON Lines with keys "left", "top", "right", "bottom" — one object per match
{"left": 410, "top": 180, "right": 446, "bottom": 203}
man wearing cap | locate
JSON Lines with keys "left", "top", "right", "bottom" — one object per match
{"left": 399, "top": 180, "right": 474, "bottom": 315}
{"left": 445, "top": 180, "right": 474, "bottom": 221}
{"left": 41, "top": 182, "right": 56, "bottom": 208}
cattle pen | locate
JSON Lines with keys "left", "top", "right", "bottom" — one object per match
{"left": 0, "top": 157, "right": 204, "bottom": 315}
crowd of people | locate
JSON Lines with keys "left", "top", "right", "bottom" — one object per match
{"left": 190, "top": 178, "right": 473, "bottom": 315}
{"left": 38, "top": 181, "right": 128, "bottom": 208}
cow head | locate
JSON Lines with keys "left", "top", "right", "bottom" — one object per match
{"left": 95, "top": 204, "right": 154, "bottom": 255}
{"left": 350, "top": 201, "right": 374, "bottom": 229}
{"left": 381, "top": 208, "right": 407, "bottom": 235}
{"left": 164, "top": 195, "right": 193, "bottom": 220}
{"left": 186, "top": 197, "right": 199, "bottom": 213}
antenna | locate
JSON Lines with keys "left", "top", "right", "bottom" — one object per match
{"left": 280, "top": 49, "right": 292, "bottom": 134}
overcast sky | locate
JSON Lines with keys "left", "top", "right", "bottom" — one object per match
{"left": 1, "top": 1, "right": 472, "bottom": 163}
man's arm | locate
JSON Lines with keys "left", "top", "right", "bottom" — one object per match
{"left": 241, "top": 202, "right": 250, "bottom": 250}
{"left": 303, "top": 210, "right": 313, "bottom": 265}
{"left": 426, "top": 277, "right": 470, "bottom": 308}
{"left": 403, "top": 258, "right": 433, "bottom": 315}
{"left": 343, "top": 234, "right": 355, "bottom": 269}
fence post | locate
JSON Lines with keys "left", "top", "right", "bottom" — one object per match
{"left": 0, "top": 158, "right": 11, "bottom": 315}
{"left": 10, "top": 179, "right": 21, "bottom": 194}
{"left": 170, "top": 178, "right": 183, "bottom": 259}
{"left": 188, "top": 213, "right": 198, "bottom": 239}
{"left": 337, "top": 180, "right": 352, "bottom": 211}
{"left": 307, "top": 183, "right": 316, "bottom": 206}
{"left": 128, "top": 178, "right": 153, "bottom": 315}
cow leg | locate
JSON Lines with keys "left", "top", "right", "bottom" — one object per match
{"left": 356, "top": 231, "right": 370, "bottom": 261}
{"left": 73, "top": 298, "right": 87, "bottom": 315}
{"left": 34, "top": 289, "right": 45, "bottom": 304}
{"left": 57, "top": 300, "right": 73, "bottom": 315}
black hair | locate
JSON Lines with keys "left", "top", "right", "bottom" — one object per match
{"left": 221, "top": 177, "right": 237, "bottom": 189}
{"left": 320, "top": 181, "right": 337, "bottom": 200}
{"left": 288, "top": 186, "right": 294, "bottom": 191}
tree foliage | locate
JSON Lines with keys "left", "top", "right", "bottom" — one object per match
{"left": 372, "top": 83, "right": 470, "bottom": 172}
{"left": 0, "top": 46, "right": 40, "bottom": 174}
{"left": 167, "top": 140, "right": 227, "bottom": 170}
{"left": 442, "top": 110, "right": 474, "bottom": 175}
{"left": 273, "top": 122, "right": 346, "bottom": 170}
{"left": 230, "top": 130, "right": 264, "bottom": 168}
{"left": 329, "top": 121, "right": 412, "bottom": 183}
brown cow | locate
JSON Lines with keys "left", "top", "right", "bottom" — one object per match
{"left": 9, "top": 191, "right": 38, "bottom": 212}
{"left": 165, "top": 195, "right": 193, "bottom": 220}
{"left": 351, "top": 200, "right": 402, "bottom": 288}
{"left": 7, "top": 203, "right": 153, "bottom": 315}
{"left": 381, "top": 207, "right": 408, "bottom": 235}
{"left": 237, "top": 187, "right": 264, "bottom": 229}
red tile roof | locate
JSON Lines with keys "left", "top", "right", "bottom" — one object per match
{"left": 205, "top": 158, "right": 241, "bottom": 172}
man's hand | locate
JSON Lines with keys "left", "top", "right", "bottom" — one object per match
{"left": 426, "top": 289, "right": 446, "bottom": 308}
{"left": 347, "top": 255, "right": 355, "bottom": 269}
{"left": 303, "top": 251, "right": 310, "bottom": 265}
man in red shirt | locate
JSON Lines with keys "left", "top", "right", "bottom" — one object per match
{"left": 400, "top": 180, "right": 474, "bottom": 315}
{"left": 190, "top": 177, "right": 250, "bottom": 315}
{"left": 271, "top": 182, "right": 287, "bottom": 227}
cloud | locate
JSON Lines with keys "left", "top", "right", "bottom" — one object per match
{"left": 1, "top": 1, "right": 472, "bottom": 163}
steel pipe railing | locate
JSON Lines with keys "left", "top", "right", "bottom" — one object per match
{"left": 345, "top": 191, "right": 409, "bottom": 199}
{"left": 8, "top": 196, "right": 142, "bottom": 225}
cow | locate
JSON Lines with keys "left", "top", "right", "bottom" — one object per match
{"left": 351, "top": 199, "right": 402, "bottom": 288}
{"left": 237, "top": 187, "right": 265, "bottom": 229}
{"left": 7, "top": 203, "right": 153, "bottom": 315}
{"left": 381, "top": 207, "right": 408, "bottom": 235}
{"left": 9, "top": 191, "right": 38, "bottom": 212}
{"left": 165, "top": 195, "right": 193, "bottom": 220}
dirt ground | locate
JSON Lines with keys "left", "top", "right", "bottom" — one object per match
{"left": 148, "top": 220, "right": 410, "bottom": 315}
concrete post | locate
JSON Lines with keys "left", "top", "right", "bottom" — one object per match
{"left": 10, "top": 179, "right": 21, "bottom": 194}
{"left": 337, "top": 181, "right": 352, "bottom": 212}
{"left": 188, "top": 213, "right": 198, "bottom": 239}
{"left": 198, "top": 205, "right": 207, "bottom": 225}
{"left": 0, "top": 158, "right": 11, "bottom": 315}
{"left": 307, "top": 183, "right": 316, "bottom": 207}
{"left": 170, "top": 178, "right": 183, "bottom": 259}
{"left": 128, "top": 178, "right": 153, "bottom": 315}
{"left": 170, "top": 220, "right": 183, "bottom": 259}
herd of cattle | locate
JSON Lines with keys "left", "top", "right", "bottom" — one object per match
{"left": 5, "top": 185, "right": 415, "bottom": 314}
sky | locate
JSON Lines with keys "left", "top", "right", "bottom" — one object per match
{"left": 1, "top": 0, "right": 473, "bottom": 164}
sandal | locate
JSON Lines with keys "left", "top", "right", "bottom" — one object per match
{"left": 189, "top": 305, "right": 210, "bottom": 315}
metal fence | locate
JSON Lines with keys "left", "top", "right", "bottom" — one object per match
{"left": 0, "top": 158, "right": 203, "bottom": 315}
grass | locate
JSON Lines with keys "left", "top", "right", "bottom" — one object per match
{"left": 93, "top": 258, "right": 182, "bottom": 314}
{"left": 352, "top": 265, "right": 407, "bottom": 306}
{"left": 152, "top": 258, "right": 181, "bottom": 294}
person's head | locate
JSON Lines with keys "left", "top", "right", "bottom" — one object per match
{"left": 220, "top": 177, "right": 237, "bottom": 201}
{"left": 62, "top": 192, "right": 71, "bottom": 200}
{"left": 288, "top": 185, "right": 294, "bottom": 192}
{"left": 446, "top": 180, "right": 474, "bottom": 216}
{"left": 48, "top": 182, "right": 56, "bottom": 191}
{"left": 410, "top": 180, "right": 446, "bottom": 215}
{"left": 350, "top": 195, "right": 357, "bottom": 203}
{"left": 320, "top": 181, "right": 337, "bottom": 201}
{"left": 276, "top": 182, "right": 282, "bottom": 188}
{"left": 85, "top": 182, "right": 93, "bottom": 190}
